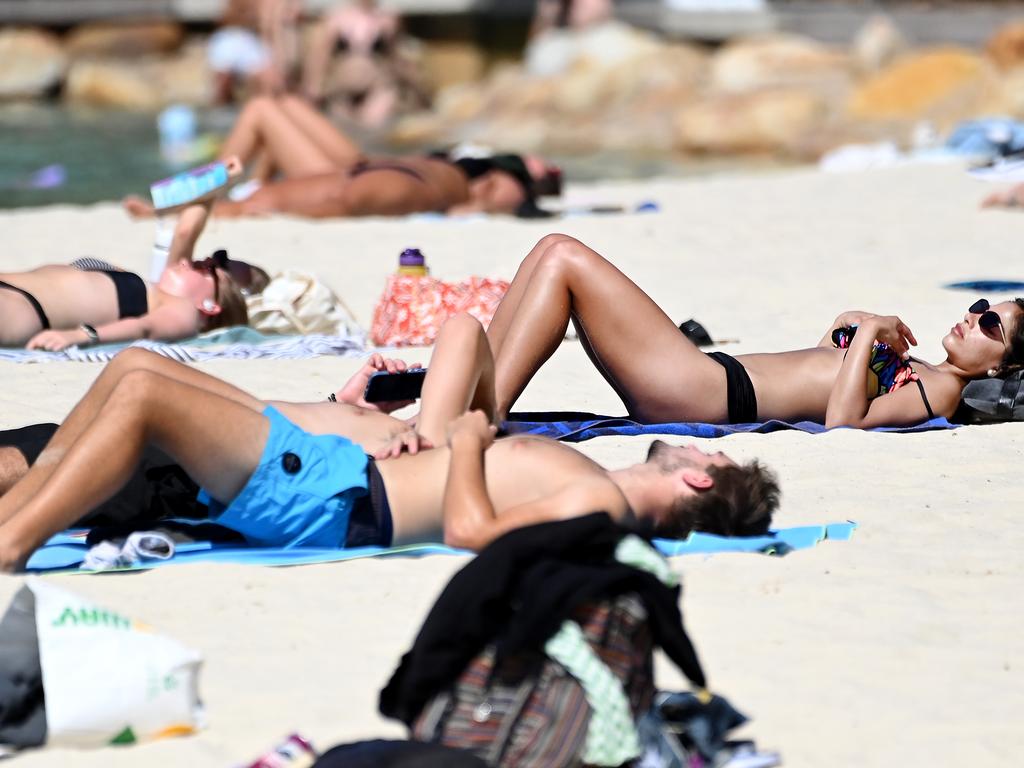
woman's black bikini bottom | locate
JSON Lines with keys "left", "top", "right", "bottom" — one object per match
{"left": 706, "top": 351, "right": 758, "bottom": 424}
{"left": 0, "top": 280, "right": 50, "bottom": 329}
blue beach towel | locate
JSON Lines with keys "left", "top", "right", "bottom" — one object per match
{"left": 945, "top": 280, "right": 1024, "bottom": 293}
{"left": 504, "top": 412, "right": 955, "bottom": 443}
{"left": 26, "top": 522, "right": 856, "bottom": 573}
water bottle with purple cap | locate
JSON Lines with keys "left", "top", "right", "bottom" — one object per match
{"left": 397, "top": 248, "right": 429, "bottom": 277}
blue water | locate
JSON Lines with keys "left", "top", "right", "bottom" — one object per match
{"left": 0, "top": 104, "right": 766, "bottom": 209}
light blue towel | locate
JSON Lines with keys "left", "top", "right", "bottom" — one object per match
{"left": 26, "top": 523, "right": 856, "bottom": 573}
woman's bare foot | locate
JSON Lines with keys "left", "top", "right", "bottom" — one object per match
{"left": 122, "top": 195, "right": 156, "bottom": 219}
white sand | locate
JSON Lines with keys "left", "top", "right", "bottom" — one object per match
{"left": 0, "top": 163, "right": 1021, "bottom": 767}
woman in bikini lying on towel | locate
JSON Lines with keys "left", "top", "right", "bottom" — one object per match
{"left": 123, "top": 95, "right": 561, "bottom": 220}
{"left": 0, "top": 205, "right": 264, "bottom": 351}
{"left": 487, "top": 235, "right": 1024, "bottom": 429}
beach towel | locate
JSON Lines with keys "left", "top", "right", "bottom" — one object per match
{"left": 0, "top": 327, "right": 365, "bottom": 364}
{"left": 25, "top": 522, "right": 855, "bottom": 574}
{"left": 503, "top": 412, "right": 956, "bottom": 442}
{"left": 945, "top": 280, "right": 1024, "bottom": 292}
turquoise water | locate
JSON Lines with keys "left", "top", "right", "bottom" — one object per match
{"left": 0, "top": 104, "right": 761, "bottom": 209}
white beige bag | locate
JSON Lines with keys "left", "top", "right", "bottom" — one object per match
{"left": 29, "top": 579, "right": 204, "bottom": 747}
{"left": 246, "top": 269, "right": 361, "bottom": 337}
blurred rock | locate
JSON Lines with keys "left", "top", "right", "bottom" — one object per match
{"left": 420, "top": 41, "right": 486, "bottom": 93}
{"left": 432, "top": 81, "right": 489, "bottom": 122}
{"left": 602, "top": 44, "right": 708, "bottom": 103}
{"left": 65, "top": 21, "right": 184, "bottom": 58}
{"left": 676, "top": 89, "right": 826, "bottom": 154}
{"left": 995, "top": 66, "right": 1024, "bottom": 118}
{"left": 65, "top": 44, "right": 211, "bottom": 109}
{"left": 852, "top": 14, "right": 906, "bottom": 73}
{"left": 986, "top": 21, "right": 1024, "bottom": 71}
{"left": 849, "top": 48, "right": 1001, "bottom": 126}
{"left": 157, "top": 41, "right": 213, "bottom": 105}
{"left": 710, "top": 34, "right": 852, "bottom": 98}
{"left": 388, "top": 111, "right": 449, "bottom": 146}
{"left": 525, "top": 20, "right": 659, "bottom": 77}
{"left": 66, "top": 59, "right": 162, "bottom": 109}
{"left": 0, "top": 28, "right": 67, "bottom": 99}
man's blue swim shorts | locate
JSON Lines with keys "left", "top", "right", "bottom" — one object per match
{"left": 200, "top": 405, "right": 369, "bottom": 548}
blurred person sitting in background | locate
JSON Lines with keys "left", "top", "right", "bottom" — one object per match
{"left": 209, "top": 0, "right": 303, "bottom": 104}
{"left": 302, "top": 0, "right": 424, "bottom": 127}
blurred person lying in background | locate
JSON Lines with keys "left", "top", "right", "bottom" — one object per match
{"left": 124, "top": 95, "right": 561, "bottom": 219}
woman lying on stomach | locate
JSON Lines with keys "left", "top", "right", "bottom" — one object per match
{"left": 488, "top": 234, "right": 1024, "bottom": 428}
{"left": 0, "top": 204, "right": 263, "bottom": 351}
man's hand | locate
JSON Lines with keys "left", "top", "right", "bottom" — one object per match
{"left": 333, "top": 353, "right": 422, "bottom": 412}
{"left": 862, "top": 315, "right": 918, "bottom": 357}
{"left": 26, "top": 329, "right": 88, "bottom": 352}
{"left": 446, "top": 410, "right": 497, "bottom": 449}
{"left": 372, "top": 427, "right": 433, "bottom": 460}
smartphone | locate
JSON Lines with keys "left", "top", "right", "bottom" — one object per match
{"left": 364, "top": 369, "right": 427, "bottom": 403}
{"left": 150, "top": 161, "right": 229, "bottom": 212}
{"left": 831, "top": 325, "right": 858, "bottom": 349}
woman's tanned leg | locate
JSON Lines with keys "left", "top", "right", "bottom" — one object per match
{"left": 277, "top": 95, "right": 365, "bottom": 168}
{"left": 416, "top": 314, "right": 497, "bottom": 447}
{"left": 491, "top": 236, "right": 725, "bottom": 422}
{"left": 486, "top": 233, "right": 577, "bottom": 358}
{"left": 0, "top": 371, "right": 269, "bottom": 571}
{"left": 219, "top": 95, "right": 337, "bottom": 178}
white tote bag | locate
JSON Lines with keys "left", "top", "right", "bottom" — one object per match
{"left": 29, "top": 579, "right": 204, "bottom": 747}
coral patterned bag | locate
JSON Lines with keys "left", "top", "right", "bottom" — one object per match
{"left": 370, "top": 275, "right": 510, "bottom": 347}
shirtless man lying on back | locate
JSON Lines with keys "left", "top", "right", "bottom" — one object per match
{"left": 0, "top": 315, "right": 779, "bottom": 571}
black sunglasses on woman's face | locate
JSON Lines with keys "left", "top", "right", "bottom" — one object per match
{"left": 968, "top": 299, "right": 1006, "bottom": 344}
{"left": 196, "top": 259, "right": 220, "bottom": 303}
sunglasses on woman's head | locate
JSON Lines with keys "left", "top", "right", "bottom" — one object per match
{"left": 968, "top": 299, "right": 1006, "bottom": 343}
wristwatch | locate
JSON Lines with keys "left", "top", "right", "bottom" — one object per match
{"left": 80, "top": 324, "right": 100, "bottom": 344}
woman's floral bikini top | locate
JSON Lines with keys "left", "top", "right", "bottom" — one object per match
{"left": 833, "top": 328, "right": 936, "bottom": 418}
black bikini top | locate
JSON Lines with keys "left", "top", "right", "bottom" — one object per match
{"left": 334, "top": 32, "right": 392, "bottom": 56}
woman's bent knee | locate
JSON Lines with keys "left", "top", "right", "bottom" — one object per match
{"left": 536, "top": 236, "right": 593, "bottom": 275}
{"left": 440, "top": 312, "right": 485, "bottom": 340}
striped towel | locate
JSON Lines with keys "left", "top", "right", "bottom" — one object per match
{"left": 0, "top": 333, "right": 365, "bottom": 364}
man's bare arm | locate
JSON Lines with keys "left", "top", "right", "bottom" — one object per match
{"left": 441, "top": 411, "right": 627, "bottom": 551}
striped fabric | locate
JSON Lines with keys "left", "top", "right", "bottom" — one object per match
{"left": 0, "top": 334, "right": 365, "bottom": 364}
{"left": 546, "top": 620, "right": 642, "bottom": 766}
{"left": 412, "top": 595, "right": 655, "bottom": 768}
{"left": 70, "top": 258, "right": 122, "bottom": 272}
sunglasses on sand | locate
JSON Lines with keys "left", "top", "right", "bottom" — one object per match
{"left": 969, "top": 299, "right": 1006, "bottom": 344}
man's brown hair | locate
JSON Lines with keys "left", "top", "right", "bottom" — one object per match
{"left": 660, "top": 461, "right": 780, "bottom": 539}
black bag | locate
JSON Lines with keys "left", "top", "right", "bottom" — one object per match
{"left": 960, "top": 370, "right": 1024, "bottom": 421}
